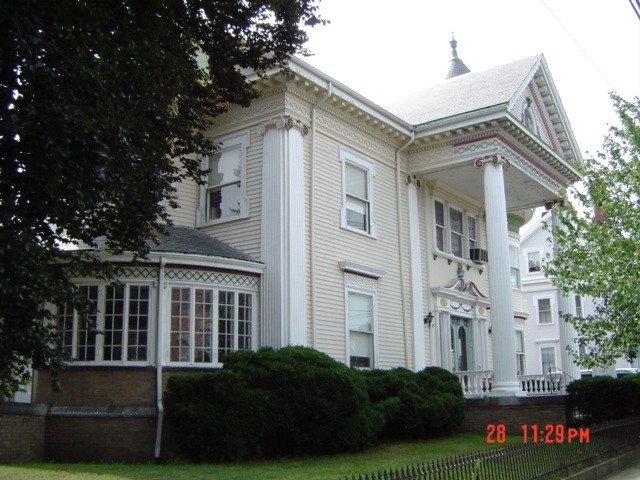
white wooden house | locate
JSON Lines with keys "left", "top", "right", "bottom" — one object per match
{"left": 5, "top": 46, "right": 584, "bottom": 461}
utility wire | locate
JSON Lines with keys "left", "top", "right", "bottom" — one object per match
{"left": 540, "top": 0, "right": 616, "bottom": 91}
{"left": 630, "top": 0, "right": 640, "bottom": 21}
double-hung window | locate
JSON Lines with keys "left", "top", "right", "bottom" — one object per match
{"left": 540, "top": 346, "right": 556, "bottom": 374}
{"left": 515, "top": 330, "right": 525, "bottom": 375}
{"left": 169, "top": 287, "right": 254, "bottom": 365}
{"left": 347, "top": 291, "right": 375, "bottom": 368}
{"left": 509, "top": 245, "right": 521, "bottom": 289}
{"left": 537, "top": 298, "right": 553, "bottom": 325}
{"left": 201, "top": 134, "right": 248, "bottom": 224}
{"left": 527, "top": 250, "right": 542, "bottom": 273}
{"left": 433, "top": 200, "right": 478, "bottom": 260}
{"left": 57, "top": 284, "right": 150, "bottom": 363}
{"left": 341, "top": 148, "right": 376, "bottom": 236}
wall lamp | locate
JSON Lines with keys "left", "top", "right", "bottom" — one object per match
{"left": 424, "top": 311, "right": 434, "bottom": 327}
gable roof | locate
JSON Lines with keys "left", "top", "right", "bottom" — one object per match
{"left": 390, "top": 55, "right": 541, "bottom": 126}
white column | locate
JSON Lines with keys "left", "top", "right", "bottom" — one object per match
{"left": 438, "top": 311, "right": 452, "bottom": 370}
{"left": 260, "top": 117, "right": 307, "bottom": 348}
{"left": 476, "top": 155, "right": 519, "bottom": 393}
{"left": 408, "top": 181, "right": 426, "bottom": 370}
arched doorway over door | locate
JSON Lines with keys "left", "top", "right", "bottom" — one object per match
{"left": 450, "top": 316, "right": 472, "bottom": 372}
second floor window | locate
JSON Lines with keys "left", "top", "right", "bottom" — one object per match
{"left": 537, "top": 298, "right": 553, "bottom": 324}
{"left": 201, "top": 134, "right": 248, "bottom": 225}
{"left": 341, "top": 147, "right": 376, "bottom": 236}
{"left": 527, "top": 250, "right": 542, "bottom": 273}
{"left": 434, "top": 200, "right": 478, "bottom": 260}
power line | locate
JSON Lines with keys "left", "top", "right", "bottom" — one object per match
{"left": 630, "top": 0, "right": 640, "bottom": 21}
{"left": 540, "top": 0, "right": 616, "bottom": 91}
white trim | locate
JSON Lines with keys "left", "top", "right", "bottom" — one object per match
{"left": 340, "top": 146, "right": 377, "bottom": 238}
{"left": 523, "top": 247, "right": 544, "bottom": 276}
{"left": 338, "top": 260, "right": 385, "bottom": 279}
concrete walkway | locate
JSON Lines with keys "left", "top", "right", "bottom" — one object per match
{"left": 603, "top": 464, "right": 640, "bottom": 480}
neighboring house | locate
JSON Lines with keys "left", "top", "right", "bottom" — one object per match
{"left": 519, "top": 210, "right": 640, "bottom": 381}
{"left": 3, "top": 42, "right": 583, "bottom": 461}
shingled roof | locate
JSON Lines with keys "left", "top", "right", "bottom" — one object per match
{"left": 91, "top": 226, "right": 260, "bottom": 263}
{"left": 389, "top": 55, "right": 541, "bottom": 126}
{"left": 149, "top": 226, "right": 260, "bottom": 263}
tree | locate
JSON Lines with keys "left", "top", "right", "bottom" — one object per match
{"left": 0, "top": 0, "right": 324, "bottom": 397}
{"left": 545, "top": 94, "right": 640, "bottom": 369}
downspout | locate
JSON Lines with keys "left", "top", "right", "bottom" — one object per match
{"left": 309, "top": 82, "right": 333, "bottom": 348}
{"left": 395, "top": 132, "right": 415, "bottom": 368}
{"left": 154, "top": 256, "right": 166, "bottom": 460}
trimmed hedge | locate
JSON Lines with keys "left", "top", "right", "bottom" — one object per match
{"left": 567, "top": 374, "right": 640, "bottom": 425}
{"left": 165, "top": 346, "right": 383, "bottom": 461}
{"left": 361, "top": 367, "right": 464, "bottom": 438}
{"left": 165, "top": 347, "right": 465, "bottom": 461}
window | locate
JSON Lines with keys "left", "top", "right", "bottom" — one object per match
{"left": 169, "top": 287, "right": 254, "bottom": 365}
{"left": 201, "top": 135, "right": 247, "bottom": 224}
{"left": 510, "top": 245, "right": 520, "bottom": 289}
{"left": 433, "top": 199, "right": 478, "bottom": 260}
{"left": 347, "top": 291, "right": 374, "bottom": 368}
{"left": 449, "top": 207, "right": 464, "bottom": 257}
{"left": 527, "top": 250, "right": 542, "bottom": 273}
{"left": 540, "top": 346, "right": 556, "bottom": 374}
{"left": 515, "top": 330, "right": 525, "bottom": 375}
{"left": 341, "top": 148, "right": 375, "bottom": 236}
{"left": 574, "top": 295, "right": 583, "bottom": 317}
{"left": 537, "top": 298, "right": 553, "bottom": 325}
{"left": 57, "top": 284, "right": 150, "bottom": 362}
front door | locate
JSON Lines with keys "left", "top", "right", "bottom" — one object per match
{"left": 450, "top": 317, "right": 471, "bottom": 372}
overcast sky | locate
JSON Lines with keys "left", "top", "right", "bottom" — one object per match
{"left": 303, "top": 0, "right": 640, "bottom": 157}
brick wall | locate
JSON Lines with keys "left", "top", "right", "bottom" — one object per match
{"left": 463, "top": 395, "right": 569, "bottom": 436}
{"left": 45, "top": 412, "right": 157, "bottom": 462}
{"left": 36, "top": 367, "right": 156, "bottom": 406}
{"left": 0, "top": 404, "right": 47, "bottom": 463}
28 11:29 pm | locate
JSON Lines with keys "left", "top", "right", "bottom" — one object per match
{"left": 486, "top": 424, "right": 591, "bottom": 444}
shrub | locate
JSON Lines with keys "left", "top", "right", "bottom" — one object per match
{"left": 567, "top": 374, "right": 640, "bottom": 425}
{"left": 360, "top": 367, "right": 464, "bottom": 439}
{"left": 165, "top": 346, "right": 383, "bottom": 461}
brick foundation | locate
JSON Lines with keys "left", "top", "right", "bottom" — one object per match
{"left": 0, "top": 404, "right": 47, "bottom": 463}
{"left": 463, "top": 395, "right": 570, "bottom": 435}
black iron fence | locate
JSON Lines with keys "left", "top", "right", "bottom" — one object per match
{"left": 340, "top": 417, "right": 640, "bottom": 480}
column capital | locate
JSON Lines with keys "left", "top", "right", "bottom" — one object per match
{"left": 257, "top": 115, "right": 309, "bottom": 135}
{"left": 474, "top": 155, "right": 511, "bottom": 169}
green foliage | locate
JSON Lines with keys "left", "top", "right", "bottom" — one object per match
{"left": 0, "top": 0, "right": 324, "bottom": 396}
{"left": 567, "top": 374, "right": 640, "bottom": 425}
{"left": 545, "top": 94, "right": 640, "bottom": 369}
{"left": 165, "top": 347, "right": 383, "bottom": 461}
{"left": 361, "top": 367, "right": 464, "bottom": 439}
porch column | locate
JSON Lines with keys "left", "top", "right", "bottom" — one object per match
{"left": 408, "top": 181, "right": 426, "bottom": 371}
{"left": 438, "top": 311, "right": 452, "bottom": 371}
{"left": 475, "top": 155, "right": 519, "bottom": 393}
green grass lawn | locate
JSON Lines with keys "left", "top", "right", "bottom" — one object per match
{"left": 0, "top": 433, "right": 511, "bottom": 480}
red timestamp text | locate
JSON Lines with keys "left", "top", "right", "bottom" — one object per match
{"left": 486, "top": 424, "right": 590, "bottom": 444}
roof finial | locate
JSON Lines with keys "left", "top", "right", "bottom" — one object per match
{"left": 450, "top": 34, "right": 459, "bottom": 60}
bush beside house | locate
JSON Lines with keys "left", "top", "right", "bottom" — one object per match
{"left": 567, "top": 374, "right": 640, "bottom": 425}
{"left": 164, "top": 347, "right": 465, "bottom": 461}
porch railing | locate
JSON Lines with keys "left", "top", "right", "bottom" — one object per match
{"left": 453, "top": 370, "right": 493, "bottom": 396}
{"left": 518, "top": 373, "right": 564, "bottom": 394}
